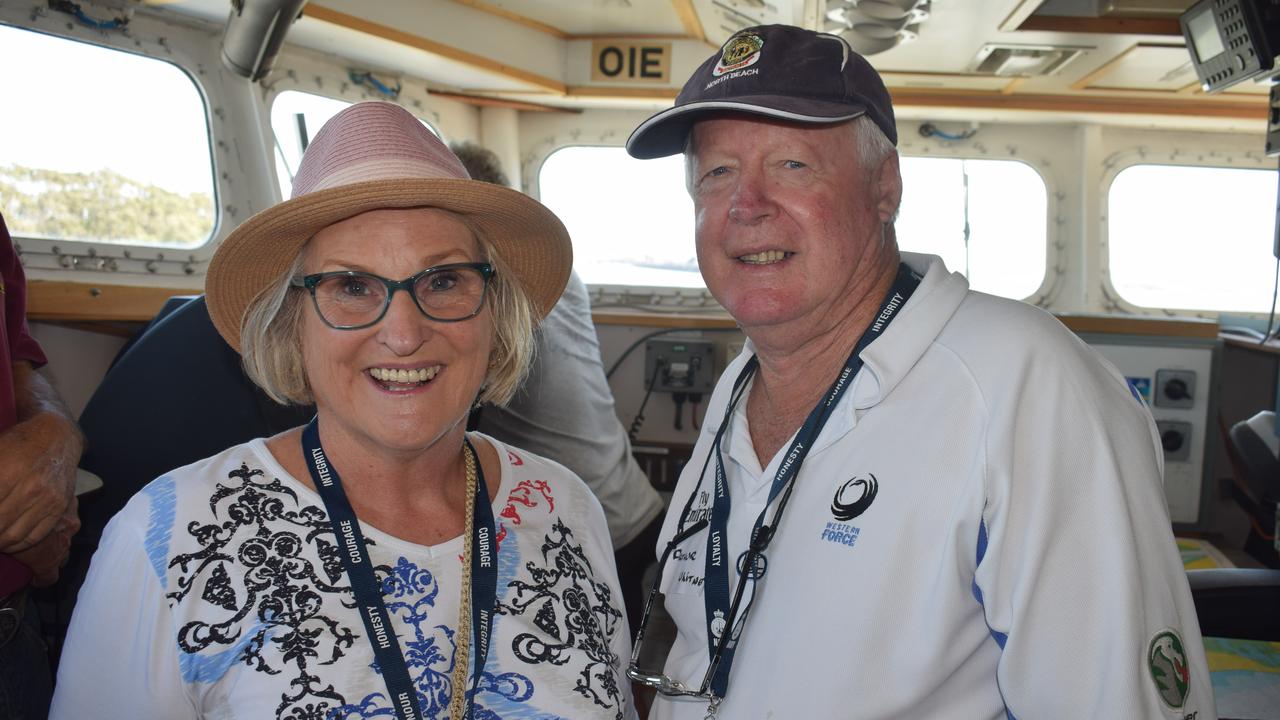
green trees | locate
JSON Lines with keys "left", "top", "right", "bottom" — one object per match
{"left": 0, "top": 165, "right": 215, "bottom": 247}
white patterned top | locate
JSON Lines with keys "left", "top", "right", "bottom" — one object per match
{"left": 53, "top": 434, "right": 636, "bottom": 720}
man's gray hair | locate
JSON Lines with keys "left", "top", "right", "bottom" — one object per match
{"left": 851, "top": 115, "right": 895, "bottom": 170}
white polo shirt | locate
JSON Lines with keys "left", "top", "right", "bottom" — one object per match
{"left": 651, "top": 253, "right": 1213, "bottom": 720}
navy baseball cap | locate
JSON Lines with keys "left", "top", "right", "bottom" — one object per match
{"left": 626, "top": 24, "right": 897, "bottom": 159}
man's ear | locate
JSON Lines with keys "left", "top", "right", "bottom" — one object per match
{"left": 873, "top": 152, "right": 903, "bottom": 224}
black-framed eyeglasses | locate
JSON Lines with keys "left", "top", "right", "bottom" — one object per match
{"left": 292, "top": 262, "right": 494, "bottom": 330}
{"left": 626, "top": 516, "right": 765, "bottom": 704}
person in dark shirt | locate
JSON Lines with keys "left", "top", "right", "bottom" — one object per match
{"left": 0, "top": 212, "right": 84, "bottom": 719}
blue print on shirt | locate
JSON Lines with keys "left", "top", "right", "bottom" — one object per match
{"left": 142, "top": 475, "right": 177, "bottom": 588}
{"left": 331, "top": 556, "right": 539, "bottom": 720}
{"left": 467, "top": 526, "right": 565, "bottom": 719}
{"left": 180, "top": 618, "right": 278, "bottom": 684}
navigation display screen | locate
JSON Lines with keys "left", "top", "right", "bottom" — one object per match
{"left": 1187, "top": 8, "right": 1224, "bottom": 62}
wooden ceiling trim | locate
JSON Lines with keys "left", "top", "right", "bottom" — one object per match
{"left": 1017, "top": 16, "right": 1182, "bottom": 36}
{"left": 889, "top": 89, "right": 1266, "bottom": 119}
{"left": 303, "top": 5, "right": 568, "bottom": 94}
{"left": 429, "top": 90, "right": 579, "bottom": 112}
{"left": 569, "top": 33, "right": 693, "bottom": 40}
{"left": 1001, "top": 77, "right": 1029, "bottom": 95}
{"left": 566, "top": 85, "right": 681, "bottom": 99}
{"left": 882, "top": 70, "right": 1012, "bottom": 80}
{"left": 670, "top": 0, "right": 707, "bottom": 43}
{"left": 450, "top": 0, "right": 570, "bottom": 39}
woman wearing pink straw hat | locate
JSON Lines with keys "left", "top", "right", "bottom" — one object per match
{"left": 52, "top": 102, "right": 636, "bottom": 720}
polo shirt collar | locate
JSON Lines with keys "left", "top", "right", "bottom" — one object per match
{"left": 710, "top": 253, "right": 969, "bottom": 468}
{"left": 850, "top": 253, "right": 968, "bottom": 415}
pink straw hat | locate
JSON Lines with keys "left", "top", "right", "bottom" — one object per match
{"left": 205, "top": 101, "right": 572, "bottom": 353}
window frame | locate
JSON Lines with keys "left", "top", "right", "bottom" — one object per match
{"left": 1099, "top": 147, "right": 1277, "bottom": 318}
{"left": 0, "top": 10, "right": 223, "bottom": 279}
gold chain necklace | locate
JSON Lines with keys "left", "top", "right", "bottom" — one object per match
{"left": 448, "top": 441, "right": 478, "bottom": 720}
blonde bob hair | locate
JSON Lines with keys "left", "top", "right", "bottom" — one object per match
{"left": 238, "top": 213, "right": 537, "bottom": 409}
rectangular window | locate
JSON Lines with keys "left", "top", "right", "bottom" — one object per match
{"left": 1108, "top": 163, "right": 1278, "bottom": 313}
{"left": 897, "top": 157, "right": 1048, "bottom": 300}
{"left": 538, "top": 145, "right": 700, "bottom": 288}
{"left": 0, "top": 24, "right": 215, "bottom": 248}
{"left": 537, "top": 147, "right": 1050, "bottom": 301}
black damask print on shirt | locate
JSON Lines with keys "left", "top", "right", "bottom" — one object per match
{"left": 166, "top": 462, "right": 362, "bottom": 719}
{"left": 498, "top": 518, "right": 624, "bottom": 718}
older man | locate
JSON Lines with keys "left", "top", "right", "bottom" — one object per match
{"left": 625, "top": 24, "right": 1212, "bottom": 719}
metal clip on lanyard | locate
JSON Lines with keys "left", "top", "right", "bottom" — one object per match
{"left": 689, "top": 263, "right": 921, "bottom": 702}
{"left": 302, "top": 420, "right": 498, "bottom": 720}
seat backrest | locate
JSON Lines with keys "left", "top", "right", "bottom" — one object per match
{"left": 1229, "top": 411, "right": 1279, "bottom": 506}
{"left": 1188, "top": 568, "right": 1280, "bottom": 642}
{"left": 54, "top": 296, "right": 314, "bottom": 644}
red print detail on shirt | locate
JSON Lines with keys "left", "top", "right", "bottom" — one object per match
{"left": 506, "top": 450, "right": 524, "bottom": 466}
{"left": 499, "top": 480, "right": 556, "bottom": 526}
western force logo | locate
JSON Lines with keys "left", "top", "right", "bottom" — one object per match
{"left": 1147, "top": 629, "right": 1191, "bottom": 710}
{"left": 713, "top": 32, "right": 763, "bottom": 76}
{"left": 831, "top": 474, "right": 878, "bottom": 522}
{"left": 820, "top": 521, "right": 860, "bottom": 548}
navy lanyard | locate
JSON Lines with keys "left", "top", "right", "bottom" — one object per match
{"left": 302, "top": 419, "right": 498, "bottom": 720}
{"left": 695, "top": 263, "right": 921, "bottom": 697}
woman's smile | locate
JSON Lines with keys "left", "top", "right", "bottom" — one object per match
{"left": 367, "top": 364, "right": 443, "bottom": 392}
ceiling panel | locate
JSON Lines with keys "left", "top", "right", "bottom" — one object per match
{"left": 457, "top": 0, "right": 690, "bottom": 36}
{"left": 287, "top": 17, "right": 550, "bottom": 93}
{"left": 1075, "top": 43, "right": 1197, "bottom": 91}
{"left": 692, "top": 0, "right": 801, "bottom": 46}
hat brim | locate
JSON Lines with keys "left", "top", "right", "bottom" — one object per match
{"left": 626, "top": 97, "right": 866, "bottom": 159}
{"left": 205, "top": 178, "right": 572, "bottom": 353}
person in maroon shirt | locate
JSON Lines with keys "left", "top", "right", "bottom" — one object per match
{"left": 0, "top": 212, "right": 83, "bottom": 719}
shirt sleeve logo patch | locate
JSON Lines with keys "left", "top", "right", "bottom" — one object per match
{"left": 1147, "top": 629, "right": 1191, "bottom": 711}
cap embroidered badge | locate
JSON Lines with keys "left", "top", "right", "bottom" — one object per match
{"left": 713, "top": 32, "right": 763, "bottom": 76}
